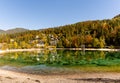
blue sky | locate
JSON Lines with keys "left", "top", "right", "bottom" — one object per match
{"left": 0, "top": 0, "right": 120, "bottom": 30}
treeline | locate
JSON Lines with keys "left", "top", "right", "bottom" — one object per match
{"left": 1, "top": 15, "right": 120, "bottom": 49}
{"left": 41, "top": 15, "right": 120, "bottom": 48}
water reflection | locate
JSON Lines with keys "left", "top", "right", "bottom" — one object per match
{"left": 0, "top": 50, "right": 120, "bottom": 67}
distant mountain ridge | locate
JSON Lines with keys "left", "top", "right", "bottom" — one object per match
{"left": 0, "top": 28, "right": 29, "bottom": 34}
{"left": 0, "top": 29, "right": 5, "bottom": 34}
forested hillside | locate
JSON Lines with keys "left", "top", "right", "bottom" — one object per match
{"left": 0, "top": 15, "right": 120, "bottom": 49}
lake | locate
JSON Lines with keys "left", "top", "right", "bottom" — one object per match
{"left": 1, "top": 49, "right": 120, "bottom": 74}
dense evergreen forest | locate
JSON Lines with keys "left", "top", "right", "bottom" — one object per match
{"left": 1, "top": 15, "right": 120, "bottom": 49}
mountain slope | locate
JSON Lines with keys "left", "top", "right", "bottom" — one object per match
{"left": 6, "top": 28, "right": 29, "bottom": 34}
{"left": 0, "top": 29, "right": 5, "bottom": 34}
{"left": 0, "top": 14, "right": 120, "bottom": 48}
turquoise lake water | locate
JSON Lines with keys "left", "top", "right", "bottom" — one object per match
{"left": 0, "top": 50, "right": 120, "bottom": 74}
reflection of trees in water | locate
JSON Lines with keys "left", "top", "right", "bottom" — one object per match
{"left": 39, "top": 50, "right": 107, "bottom": 64}
{"left": 99, "top": 51, "right": 105, "bottom": 59}
{"left": 105, "top": 52, "right": 120, "bottom": 60}
{"left": 1, "top": 50, "right": 120, "bottom": 66}
{"left": 46, "top": 50, "right": 61, "bottom": 64}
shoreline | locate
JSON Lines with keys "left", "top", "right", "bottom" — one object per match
{"left": 0, "top": 48, "right": 44, "bottom": 54}
{"left": 0, "top": 48, "right": 119, "bottom": 54}
{"left": 0, "top": 69, "right": 120, "bottom": 83}
{"left": 62, "top": 48, "right": 120, "bottom": 51}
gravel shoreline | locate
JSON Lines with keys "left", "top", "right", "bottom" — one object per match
{"left": 0, "top": 69, "right": 120, "bottom": 83}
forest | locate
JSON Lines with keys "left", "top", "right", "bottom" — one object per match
{"left": 0, "top": 14, "right": 120, "bottom": 49}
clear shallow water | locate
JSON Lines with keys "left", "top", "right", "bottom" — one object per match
{"left": 1, "top": 50, "right": 120, "bottom": 74}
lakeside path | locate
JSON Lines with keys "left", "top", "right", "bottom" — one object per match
{"left": 68, "top": 48, "right": 120, "bottom": 51}
{"left": 0, "top": 48, "right": 44, "bottom": 54}
{"left": 0, "top": 69, "right": 120, "bottom": 83}
{"left": 0, "top": 48, "right": 120, "bottom": 54}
